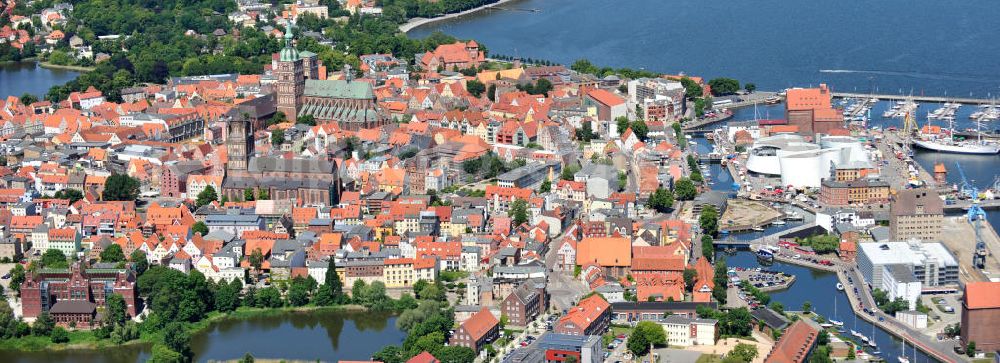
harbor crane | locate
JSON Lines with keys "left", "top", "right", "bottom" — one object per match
{"left": 956, "top": 162, "right": 988, "bottom": 269}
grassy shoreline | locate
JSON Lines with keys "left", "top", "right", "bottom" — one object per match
{"left": 0, "top": 304, "right": 370, "bottom": 353}
{"left": 37, "top": 61, "right": 94, "bottom": 72}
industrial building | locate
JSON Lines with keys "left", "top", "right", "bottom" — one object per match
{"left": 857, "top": 241, "right": 958, "bottom": 291}
{"left": 745, "top": 134, "right": 872, "bottom": 188}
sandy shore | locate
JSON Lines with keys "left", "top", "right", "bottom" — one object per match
{"left": 399, "top": 0, "right": 523, "bottom": 33}
{"left": 38, "top": 61, "right": 94, "bottom": 72}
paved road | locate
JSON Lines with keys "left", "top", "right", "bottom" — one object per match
{"left": 544, "top": 235, "right": 589, "bottom": 312}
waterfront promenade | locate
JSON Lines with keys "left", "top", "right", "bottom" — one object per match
{"left": 399, "top": 0, "right": 520, "bottom": 33}
{"left": 751, "top": 241, "right": 964, "bottom": 363}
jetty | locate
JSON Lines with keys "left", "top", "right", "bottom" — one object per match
{"left": 832, "top": 92, "right": 996, "bottom": 105}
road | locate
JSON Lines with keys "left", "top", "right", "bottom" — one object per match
{"left": 544, "top": 234, "right": 590, "bottom": 312}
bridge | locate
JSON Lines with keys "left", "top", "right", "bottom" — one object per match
{"left": 832, "top": 92, "right": 995, "bottom": 105}
{"left": 747, "top": 223, "right": 820, "bottom": 245}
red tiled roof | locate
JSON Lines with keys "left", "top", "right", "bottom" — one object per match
{"left": 765, "top": 320, "right": 819, "bottom": 363}
{"left": 462, "top": 307, "right": 499, "bottom": 341}
{"left": 965, "top": 281, "right": 1000, "bottom": 310}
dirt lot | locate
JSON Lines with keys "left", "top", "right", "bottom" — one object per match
{"left": 721, "top": 199, "right": 783, "bottom": 231}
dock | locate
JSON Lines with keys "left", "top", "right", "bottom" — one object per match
{"left": 833, "top": 92, "right": 997, "bottom": 105}
{"left": 753, "top": 241, "right": 965, "bottom": 362}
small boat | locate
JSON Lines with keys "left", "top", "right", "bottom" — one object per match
{"left": 836, "top": 282, "right": 844, "bottom": 291}
{"left": 820, "top": 323, "right": 833, "bottom": 328}
{"left": 869, "top": 340, "right": 878, "bottom": 348}
{"left": 830, "top": 319, "right": 844, "bottom": 327}
{"left": 752, "top": 226, "right": 765, "bottom": 232}
{"left": 898, "top": 357, "right": 910, "bottom": 363}
{"left": 850, "top": 330, "right": 862, "bottom": 338}
{"left": 860, "top": 335, "right": 869, "bottom": 344}
{"left": 771, "top": 220, "right": 786, "bottom": 225}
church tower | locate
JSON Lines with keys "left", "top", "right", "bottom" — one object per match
{"left": 226, "top": 117, "right": 253, "bottom": 172}
{"left": 275, "top": 21, "right": 305, "bottom": 121}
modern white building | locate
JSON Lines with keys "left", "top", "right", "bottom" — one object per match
{"left": 857, "top": 241, "right": 959, "bottom": 290}
{"left": 745, "top": 134, "right": 871, "bottom": 188}
{"left": 881, "top": 264, "right": 922, "bottom": 310}
{"left": 658, "top": 315, "right": 718, "bottom": 347}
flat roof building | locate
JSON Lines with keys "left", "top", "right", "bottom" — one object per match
{"left": 857, "top": 241, "right": 958, "bottom": 289}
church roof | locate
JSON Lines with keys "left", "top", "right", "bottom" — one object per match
{"left": 304, "top": 79, "right": 375, "bottom": 100}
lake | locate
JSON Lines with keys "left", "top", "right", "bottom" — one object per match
{"left": 409, "top": 0, "right": 1000, "bottom": 97}
{"left": 0, "top": 309, "right": 404, "bottom": 363}
{"left": 0, "top": 62, "right": 79, "bottom": 98}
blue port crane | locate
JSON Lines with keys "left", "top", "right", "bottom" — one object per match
{"left": 956, "top": 162, "right": 988, "bottom": 268}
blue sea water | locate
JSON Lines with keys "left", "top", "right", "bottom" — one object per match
{"left": 410, "top": 0, "right": 1000, "bottom": 97}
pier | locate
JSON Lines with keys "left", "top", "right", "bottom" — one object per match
{"left": 832, "top": 92, "right": 996, "bottom": 105}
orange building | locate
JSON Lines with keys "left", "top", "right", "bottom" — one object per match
{"left": 785, "top": 84, "right": 844, "bottom": 136}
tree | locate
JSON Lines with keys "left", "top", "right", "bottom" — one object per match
{"left": 248, "top": 248, "right": 264, "bottom": 273}
{"left": 674, "top": 177, "right": 698, "bottom": 200}
{"left": 683, "top": 268, "right": 697, "bottom": 292}
{"left": 720, "top": 307, "right": 753, "bottom": 337}
{"left": 10, "top": 264, "right": 26, "bottom": 294}
{"left": 615, "top": 116, "right": 629, "bottom": 135}
{"left": 256, "top": 286, "right": 283, "bottom": 308}
{"left": 130, "top": 250, "right": 149, "bottom": 276}
{"left": 297, "top": 114, "right": 316, "bottom": 126}
{"left": 538, "top": 179, "right": 551, "bottom": 193}
{"left": 486, "top": 84, "right": 497, "bottom": 101}
{"left": 240, "top": 352, "right": 255, "bottom": 363}
{"left": 32, "top": 311, "right": 54, "bottom": 336}
{"left": 195, "top": 185, "right": 219, "bottom": 207}
{"left": 701, "top": 235, "right": 714, "bottom": 260}
{"left": 163, "top": 322, "right": 191, "bottom": 357}
{"left": 106, "top": 293, "right": 129, "bottom": 326}
{"left": 50, "top": 327, "right": 69, "bottom": 343}
{"left": 466, "top": 79, "right": 485, "bottom": 97}
{"left": 575, "top": 121, "right": 595, "bottom": 142}
{"left": 967, "top": 341, "right": 976, "bottom": 357}
{"left": 744, "top": 83, "right": 756, "bottom": 93}
{"left": 53, "top": 189, "right": 84, "bottom": 204}
{"left": 699, "top": 205, "right": 719, "bottom": 236}
{"left": 510, "top": 199, "right": 529, "bottom": 226}
{"left": 627, "top": 321, "right": 666, "bottom": 356}
{"left": 148, "top": 344, "right": 184, "bottom": 363}
{"left": 679, "top": 77, "right": 703, "bottom": 99}
{"left": 564, "top": 356, "right": 579, "bottom": 363}
{"left": 816, "top": 330, "right": 830, "bottom": 346}
{"left": 41, "top": 249, "right": 69, "bottom": 268}
{"left": 102, "top": 174, "right": 140, "bottom": 201}
{"left": 20, "top": 93, "right": 39, "bottom": 106}
{"left": 101, "top": 244, "right": 126, "bottom": 263}
{"left": 727, "top": 343, "right": 758, "bottom": 362}
{"left": 191, "top": 221, "right": 209, "bottom": 236}
{"left": 435, "top": 346, "right": 476, "bottom": 362}
{"left": 257, "top": 188, "right": 269, "bottom": 200}
{"left": 645, "top": 187, "right": 674, "bottom": 213}
{"left": 802, "top": 301, "right": 812, "bottom": 313}
{"left": 271, "top": 129, "right": 285, "bottom": 145}
{"left": 243, "top": 188, "right": 255, "bottom": 201}
{"left": 708, "top": 78, "right": 740, "bottom": 96}
{"left": 214, "top": 279, "right": 242, "bottom": 312}
{"left": 630, "top": 120, "right": 648, "bottom": 141}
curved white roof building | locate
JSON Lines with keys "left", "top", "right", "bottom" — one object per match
{"left": 746, "top": 134, "right": 870, "bottom": 188}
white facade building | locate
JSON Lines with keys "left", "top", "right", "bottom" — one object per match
{"left": 881, "top": 264, "right": 922, "bottom": 310}
{"left": 745, "top": 134, "right": 871, "bottom": 188}
{"left": 658, "top": 316, "right": 717, "bottom": 347}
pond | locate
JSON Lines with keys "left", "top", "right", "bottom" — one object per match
{"left": 0, "top": 309, "right": 404, "bottom": 363}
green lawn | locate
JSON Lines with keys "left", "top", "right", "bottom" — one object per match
{"left": 696, "top": 354, "right": 724, "bottom": 363}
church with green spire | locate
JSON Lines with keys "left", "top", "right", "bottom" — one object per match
{"left": 273, "top": 21, "right": 384, "bottom": 130}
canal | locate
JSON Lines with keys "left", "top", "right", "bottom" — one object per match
{"left": 0, "top": 61, "right": 79, "bottom": 98}
{"left": 0, "top": 309, "right": 404, "bottom": 363}
{"left": 720, "top": 251, "right": 941, "bottom": 363}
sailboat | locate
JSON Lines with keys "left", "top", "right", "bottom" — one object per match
{"left": 830, "top": 298, "right": 845, "bottom": 328}
{"left": 898, "top": 339, "right": 911, "bottom": 363}
{"left": 914, "top": 106, "right": 1000, "bottom": 154}
{"left": 869, "top": 323, "right": 878, "bottom": 348}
